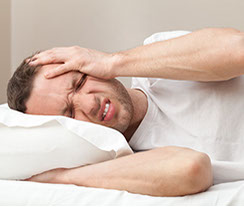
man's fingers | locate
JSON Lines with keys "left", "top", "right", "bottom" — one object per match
{"left": 44, "top": 64, "right": 70, "bottom": 79}
{"left": 28, "top": 49, "right": 66, "bottom": 66}
{"left": 29, "top": 54, "right": 56, "bottom": 66}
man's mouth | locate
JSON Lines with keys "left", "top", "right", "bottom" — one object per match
{"left": 100, "top": 99, "right": 115, "bottom": 122}
{"left": 102, "top": 102, "right": 110, "bottom": 119}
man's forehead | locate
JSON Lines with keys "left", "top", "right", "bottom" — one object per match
{"left": 39, "top": 64, "right": 79, "bottom": 79}
{"left": 26, "top": 65, "right": 81, "bottom": 115}
{"left": 35, "top": 65, "right": 81, "bottom": 89}
{"left": 31, "top": 65, "right": 81, "bottom": 104}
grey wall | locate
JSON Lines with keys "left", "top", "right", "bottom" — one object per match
{"left": 0, "top": 0, "right": 11, "bottom": 104}
{"left": 1, "top": 0, "right": 244, "bottom": 103}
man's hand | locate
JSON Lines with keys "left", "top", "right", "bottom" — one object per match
{"left": 25, "top": 168, "right": 68, "bottom": 184}
{"left": 24, "top": 146, "right": 213, "bottom": 197}
{"left": 29, "top": 46, "right": 119, "bottom": 80}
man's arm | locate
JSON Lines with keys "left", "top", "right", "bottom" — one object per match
{"left": 26, "top": 146, "right": 213, "bottom": 197}
{"left": 114, "top": 28, "right": 244, "bottom": 81}
{"left": 29, "top": 28, "right": 244, "bottom": 82}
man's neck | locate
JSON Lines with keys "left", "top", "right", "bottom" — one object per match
{"left": 123, "top": 88, "right": 148, "bottom": 142}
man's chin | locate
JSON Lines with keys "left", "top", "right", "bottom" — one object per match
{"left": 112, "top": 117, "right": 132, "bottom": 135}
{"left": 100, "top": 122, "right": 128, "bottom": 134}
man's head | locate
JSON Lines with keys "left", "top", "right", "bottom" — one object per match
{"left": 7, "top": 56, "right": 134, "bottom": 133}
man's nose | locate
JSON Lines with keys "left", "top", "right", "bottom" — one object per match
{"left": 73, "top": 93, "right": 99, "bottom": 117}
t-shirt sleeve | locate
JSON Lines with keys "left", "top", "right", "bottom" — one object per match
{"left": 143, "top": 30, "right": 191, "bottom": 45}
{"left": 131, "top": 31, "right": 192, "bottom": 88}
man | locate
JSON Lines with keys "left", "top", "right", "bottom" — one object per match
{"left": 7, "top": 28, "right": 244, "bottom": 196}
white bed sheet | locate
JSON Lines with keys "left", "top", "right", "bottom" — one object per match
{"left": 0, "top": 179, "right": 244, "bottom": 205}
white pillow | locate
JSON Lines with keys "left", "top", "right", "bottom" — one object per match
{"left": 0, "top": 104, "right": 133, "bottom": 180}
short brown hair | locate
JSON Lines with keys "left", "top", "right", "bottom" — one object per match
{"left": 7, "top": 54, "right": 41, "bottom": 112}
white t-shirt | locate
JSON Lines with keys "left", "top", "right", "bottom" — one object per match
{"left": 129, "top": 31, "right": 244, "bottom": 162}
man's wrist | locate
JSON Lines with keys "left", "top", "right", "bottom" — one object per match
{"left": 110, "top": 52, "right": 128, "bottom": 78}
{"left": 111, "top": 46, "right": 148, "bottom": 78}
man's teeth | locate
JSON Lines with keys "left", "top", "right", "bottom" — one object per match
{"left": 103, "top": 103, "right": 110, "bottom": 118}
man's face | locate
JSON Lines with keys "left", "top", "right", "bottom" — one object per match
{"left": 26, "top": 64, "right": 134, "bottom": 133}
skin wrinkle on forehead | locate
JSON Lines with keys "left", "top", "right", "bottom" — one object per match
{"left": 61, "top": 72, "right": 84, "bottom": 116}
{"left": 30, "top": 69, "right": 80, "bottom": 116}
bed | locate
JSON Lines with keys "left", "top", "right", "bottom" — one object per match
{"left": 0, "top": 179, "right": 244, "bottom": 205}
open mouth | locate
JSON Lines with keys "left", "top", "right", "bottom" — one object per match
{"left": 100, "top": 99, "right": 115, "bottom": 122}
{"left": 102, "top": 101, "right": 110, "bottom": 120}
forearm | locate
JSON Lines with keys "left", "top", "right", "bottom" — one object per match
{"left": 58, "top": 146, "right": 212, "bottom": 197}
{"left": 113, "top": 28, "right": 244, "bottom": 81}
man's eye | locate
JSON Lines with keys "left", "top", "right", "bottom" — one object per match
{"left": 75, "top": 74, "right": 87, "bottom": 92}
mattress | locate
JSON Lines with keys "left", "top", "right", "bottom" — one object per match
{"left": 0, "top": 179, "right": 244, "bottom": 205}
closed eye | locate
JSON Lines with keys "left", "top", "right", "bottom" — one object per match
{"left": 75, "top": 74, "right": 87, "bottom": 92}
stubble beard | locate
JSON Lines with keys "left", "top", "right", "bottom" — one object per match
{"left": 108, "top": 79, "right": 134, "bottom": 134}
